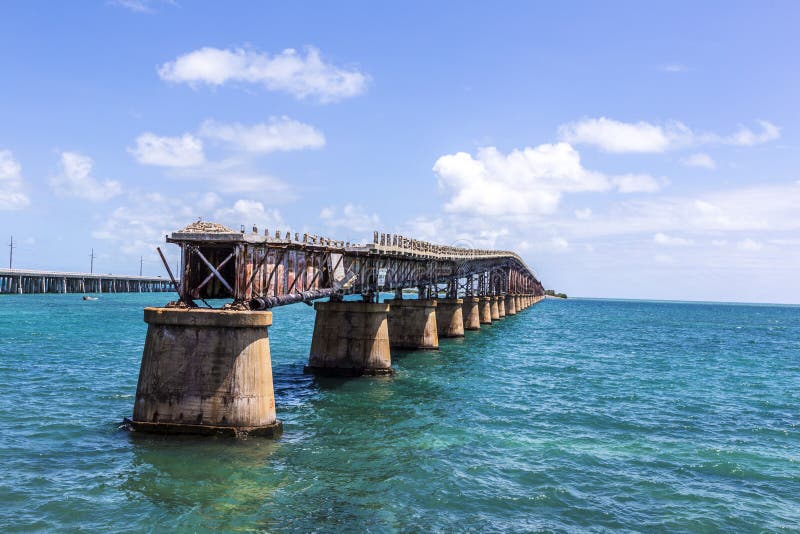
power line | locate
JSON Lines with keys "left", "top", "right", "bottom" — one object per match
{"left": 89, "top": 248, "right": 96, "bottom": 274}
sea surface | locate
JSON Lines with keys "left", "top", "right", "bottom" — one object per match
{"left": 0, "top": 294, "right": 798, "bottom": 532}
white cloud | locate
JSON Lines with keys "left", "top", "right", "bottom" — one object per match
{"left": 660, "top": 63, "right": 687, "bottom": 73}
{"left": 574, "top": 208, "right": 592, "bottom": 219}
{"left": 558, "top": 117, "right": 682, "bottom": 153}
{"left": 92, "top": 192, "right": 220, "bottom": 264}
{"left": 711, "top": 239, "right": 728, "bottom": 247}
{"left": 654, "top": 232, "right": 693, "bottom": 246}
{"left": 129, "top": 133, "right": 205, "bottom": 167}
{"left": 737, "top": 238, "right": 763, "bottom": 251}
{"left": 320, "top": 203, "right": 380, "bottom": 233}
{"left": 213, "top": 200, "right": 284, "bottom": 231}
{"left": 199, "top": 116, "right": 325, "bottom": 153}
{"left": 51, "top": 152, "right": 122, "bottom": 201}
{"left": 558, "top": 117, "right": 780, "bottom": 153}
{"left": 550, "top": 237, "right": 569, "bottom": 251}
{"left": 0, "top": 150, "right": 30, "bottom": 210}
{"left": 109, "top": 0, "right": 173, "bottom": 13}
{"left": 726, "top": 121, "right": 781, "bottom": 145}
{"left": 433, "top": 143, "right": 609, "bottom": 217}
{"left": 682, "top": 153, "right": 716, "bottom": 169}
{"left": 552, "top": 183, "right": 800, "bottom": 240}
{"left": 400, "top": 215, "right": 510, "bottom": 249}
{"left": 612, "top": 173, "right": 664, "bottom": 193}
{"left": 158, "top": 46, "right": 369, "bottom": 103}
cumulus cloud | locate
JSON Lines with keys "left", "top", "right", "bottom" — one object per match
{"left": 128, "top": 133, "right": 205, "bottom": 167}
{"left": 400, "top": 215, "right": 510, "bottom": 250}
{"left": 553, "top": 182, "right": 800, "bottom": 240}
{"left": 92, "top": 192, "right": 236, "bottom": 269}
{"left": 660, "top": 63, "right": 688, "bottom": 73}
{"left": 653, "top": 232, "right": 693, "bottom": 246}
{"left": 574, "top": 208, "right": 592, "bottom": 219}
{"left": 682, "top": 153, "right": 716, "bottom": 169}
{"left": 558, "top": 117, "right": 780, "bottom": 153}
{"left": 158, "top": 46, "right": 369, "bottom": 103}
{"left": 558, "top": 117, "right": 679, "bottom": 153}
{"left": 320, "top": 203, "right": 380, "bottom": 233}
{"left": 109, "top": 0, "right": 173, "bottom": 13}
{"left": 213, "top": 199, "right": 284, "bottom": 230}
{"left": 51, "top": 152, "right": 122, "bottom": 201}
{"left": 433, "top": 143, "right": 609, "bottom": 217}
{"left": 737, "top": 238, "right": 763, "bottom": 251}
{"left": 199, "top": 116, "right": 325, "bottom": 153}
{"left": 612, "top": 173, "right": 664, "bottom": 193}
{"left": 0, "top": 150, "right": 30, "bottom": 210}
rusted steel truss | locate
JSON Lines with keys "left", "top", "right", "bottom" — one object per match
{"left": 165, "top": 223, "right": 544, "bottom": 309}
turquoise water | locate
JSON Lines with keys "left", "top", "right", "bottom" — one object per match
{"left": 1, "top": 294, "right": 798, "bottom": 531}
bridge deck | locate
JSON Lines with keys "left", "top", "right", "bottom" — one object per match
{"left": 0, "top": 269, "right": 174, "bottom": 294}
{"left": 167, "top": 221, "right": 543, "bottom": 308}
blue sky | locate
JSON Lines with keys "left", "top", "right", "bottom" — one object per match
{"left": 1, "top": 1, "right": 799, "bottom": 303}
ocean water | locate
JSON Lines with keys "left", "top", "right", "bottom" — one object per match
{"left": 0, "top": 294, "right": 798, "bottom": 532}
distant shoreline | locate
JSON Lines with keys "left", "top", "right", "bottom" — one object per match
{"left": 561, "top": 296, "right": 800, "bottom": 307}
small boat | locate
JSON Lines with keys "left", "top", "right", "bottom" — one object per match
{"left": 82, "top": 296, "right": 98, "bottom": 301}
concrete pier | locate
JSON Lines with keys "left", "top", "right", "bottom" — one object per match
{"left": 505, "top": 295, "right": 517, "bottom": 315}
{"left": 130, "top": 308, "right": 281, "bottom": 438}
{"left": 462, "top": 296, "right": 481, "bottom": 330}
{"left": 515, "top": 295, "right": 523, "bottom": 312}
{"left": 490, "top": 296, "right": 501, "bottom": 320}
{"left": 498, "top": 297, "right": 506, "bottom": 317}
{"left": 306, "top": 301, "right": 393, "bottom": 375}
{"left": 386, "top": 299, "right": 439, "bottom": 350}
{"left": 479, "top": 296, "right": 492, "bottom": 325}
{"left": 435, "top": 298, "right": 465, "bottom": 338}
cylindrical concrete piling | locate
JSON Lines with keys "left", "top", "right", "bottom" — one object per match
{"left": 435, "top": 298, "right": 465, "bottom": 338}
{"left": 462, "top": 297, "right": 481, "bottom": 330}
{"left": 306, "top": 301, "right": 392, "bottom": 376}
{"left": 131, "top": 307, "right": 282, "bottom": 438}
{"left": 385, "top": 299, "right": 439, "bottom": 349}
{"left": 490, "top": 296, "right": 501, "bottom": 320}
{"left": 480, "top": 296, "right": 493, "bottom": 325}
{"left": 498, "top": 297, "right": 506, "bottom": 317}
{"left": 515, "top": 295, "right": 522, "bottom": 312}
{"left": 506, "top": 295, "right": 517, "bottom": 315}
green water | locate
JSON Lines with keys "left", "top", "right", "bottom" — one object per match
{"left": 0, "top": 294, "right": 798, "bottom": 531}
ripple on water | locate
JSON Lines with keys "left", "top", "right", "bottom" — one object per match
{"left": 1, "top": 294, "right": 799, "bottom": 530}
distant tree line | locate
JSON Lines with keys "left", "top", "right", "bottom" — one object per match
{"left": 545, "top": 289, "right": 567, "bottom": 299}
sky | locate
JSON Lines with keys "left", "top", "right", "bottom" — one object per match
{"left": 1, "top": 1, "right": 799, "bottom": 303}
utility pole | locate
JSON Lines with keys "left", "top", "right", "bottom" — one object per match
{"left": 139, "top": 256, "right": 143, "bottom": 276}
{"left": 90, "top": 248, "right": 96, "bottom": 274}
{"left": 8, "top": 236, "right": 14, "bottom": 269}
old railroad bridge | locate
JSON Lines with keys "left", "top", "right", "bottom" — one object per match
{"left": 129, "top": 221, "right": 545, "bottom": 438}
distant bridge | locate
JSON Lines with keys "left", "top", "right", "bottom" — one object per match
{"left": 0, "top": 268, "right": 173, "bottom": 294}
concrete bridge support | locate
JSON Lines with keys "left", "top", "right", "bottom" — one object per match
{"left": 515, "top": 295, "right": 523, "bottom": 312}
{"left": 306, "top": 301, "right": 392, "bottom": 375}
{"left": 386, "top": 299, "right": 439, "bottom": 350}
{"left": 505, "top": 295, "right": 516, "bottom": 315}
{"left": 498, "top": 297, "right": 506, "bottom": 318}
{"left": 480, "top": 296, "right": 492, "bottom": 325}
{"left": 435, "top": 298, "right": 465, "bottom": 338}
{"left": 462, "top": 297, "right": 481, "bottom": 330}
{"left": 490, "top": 296, "right": 501, "bottom": 320}
{"left": 131, "top": 308, "right": 281, "bottom": 437}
